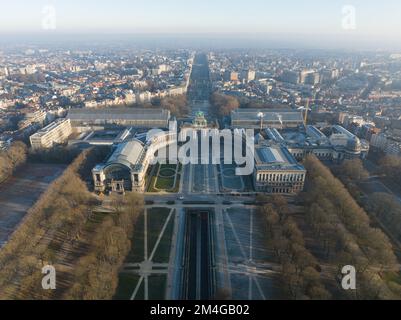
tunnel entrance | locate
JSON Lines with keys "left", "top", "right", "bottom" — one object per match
{"left": 181, "top": 209, "right": 215, "bottom": 300}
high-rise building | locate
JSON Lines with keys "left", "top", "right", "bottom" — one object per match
{"left": 246, "top": 69, "right": 256, "bottom": 82}
{"left": 230, "top": 71, "right": 239, "bottom": 82}
{"left": 300, "top": 69, "right": 320, "bottom": 85}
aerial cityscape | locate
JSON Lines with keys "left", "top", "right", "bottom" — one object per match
{"left": 1, "top": 0, "right": 401, "bottom": 307}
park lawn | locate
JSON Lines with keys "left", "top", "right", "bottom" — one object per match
{"left": 147, "top": 207, "right": 172, "bottom": 255}
{"left": 161, "top": 164, "right": 177, "bottom": 171}
{"left": 113, "top": 274, "right": 141, "bottom": 300}
{"left": 125, "top": 212, "right": 146, "bottom": 263}
{"left": 149, "top": 163, "right": 180, "bottom": 192}
{"left": 152, "top": 214, "right": 175, "bottom": 263}
{"left": 148, "top": 275, "right": 167, "bottom": 300}
{"left": 155, "top": 176, "right": 175, "bottom": 190}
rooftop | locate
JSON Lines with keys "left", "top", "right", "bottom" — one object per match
{"left": 31, "top": 118, "right": 70, "bottom": 138}
{"left": 332, "top": 125, "right": 355, "bottom": 139}
{"left": 255, "top": 145, "right": 305, "bottom": 171}
{"left": 231, "top": 109, "right": 304, "bottom": 123}
{"left": 106, "top": 139, "right": 145, "bottom": 169}
{"left": 67, "top": 108, "right": 170, "bottom": 121}
{"left": 306, "top": 125, "right": 327, "bottom": 140}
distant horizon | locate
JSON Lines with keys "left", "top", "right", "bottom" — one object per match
{"left": 0, "top": 32, "right": 400, "bottom": 52}
{"left": 0, "top": 0, "right": 400, "bottom": 51}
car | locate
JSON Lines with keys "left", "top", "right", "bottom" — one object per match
{"left": 178, "top": 196, "right": 184, "bottom": 200}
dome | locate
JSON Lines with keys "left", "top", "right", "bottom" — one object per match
{"left": 347, "top": 136, "right": 361, "bottom": 152}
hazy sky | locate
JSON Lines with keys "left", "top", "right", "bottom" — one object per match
{"left": 0, "top": 0, "right": 400, "bottom": 34}
{"left": 0, "top": 0, "right": 400, "bottom": 50}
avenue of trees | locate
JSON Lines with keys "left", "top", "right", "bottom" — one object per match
{"left": 64, "top": 192, "right": 143, "bottom": 299}
{"left": 0, "top": 148, "right": 144, "bottom": 299}
{"left": 28, "top": 145, "right": 82, "bottom": 164}
{"left": 157, "top": 95, "right": 189, "bottom": 118}
{"left": 0, "top": 141, "right": 28, "bottom": 183}
{"left": 210, "top": 92, "right": 240, "bottom": 117}
{"left": 129, "top": 94, "right": 189, "bottom": 118}
{"left": 335, "top": 159, "right": 369, "bottom": 182}
{"left": 331, "top": 158, "right": 369, "bottom": 201}
{"left": 259, "top": 196, "right": 331, "bottom": 300}
{"left": 0, "top": 150, "right": 95, "bottom": 298}
{"left": 302, "top": 155, "right": 400, "bottom": 299}
{"left": 378, "top": 155, "right": 401, "bottom": 185}
{"left": 368, "top": 193, "right": 401, "bottom": 243}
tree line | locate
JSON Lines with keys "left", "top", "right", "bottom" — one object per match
{"left": 302, "top": 155, "right": 400, "bottom": 299}
{"left": 259, "top": 195, "right": 331, "bottom": 300}
{"left": 128, "top": 94, "right": 189, "bottom": 118}
{"left": 331, "top": 158, "right": 369, "bottom": 201}
{"left": 378, "top": 155, "right": 401, "bottom": 185}
{"left": 0, "top": 141, "right": 28, "bottom": 184}
{"left": 332, "top": 158, "right": 401, "bottom": 244}
{"left": 64, "top": 193, "right": 143, "bottom": 299}
{"left": 209, "top": 92, "right": 240, "bottom": 118}
{"left": 0, "top": 147, "right": 143, "bottom": 299}
{"left": 368, "top": 193, "right": 401, "bottom": 243}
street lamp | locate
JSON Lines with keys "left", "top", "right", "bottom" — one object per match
{"left": 298, "top": 98, "right": 311, "bottom": 127}
{"left": 275, "top": 113, "right": 283, "bottom": 129}
{"left": 257, "top": 112, "right": 265, "bottom": 131}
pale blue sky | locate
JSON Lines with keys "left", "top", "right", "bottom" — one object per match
{"left": 0, "top": 0, "right": 400, "bottom": 38}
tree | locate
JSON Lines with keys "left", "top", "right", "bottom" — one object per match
{"left": 0, "top": 141, "right": 28, "bottom": 183}
{"left": 368, "top": 193, "right": 401, "bottom": 240}
{"left": 210, "top": 92, "right": 239, "bottom": 118}
{"left": 378, "top": 155, "right": 401, "bottom": 183}
{"left": 159, "top": 95, "right": 189, "bottom": 117}
{"left": 6, "top": 141, "right": 28, "bottom": 167}
{"left": 302, "top": 155, "right": 400, "bottom": 299}
{"left": 339, "top": 159, "right": 369, "bottom": 181}
{"left": 260, "top": 204, "right": 279, "bottom": 235}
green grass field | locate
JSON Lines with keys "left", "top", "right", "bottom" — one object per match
{"left": 147, "top": 164, "right": 181, "bottom": 193}
{"left": 113, "top": 207, "right": 175, "bottom": 300}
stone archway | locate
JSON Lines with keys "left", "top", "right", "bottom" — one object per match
{"left": 104, "top": 164, "right": 132, "bottom": 191}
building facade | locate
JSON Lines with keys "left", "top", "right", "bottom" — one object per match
{"left": 270, "top": 125, "right": 370, "bottom": 163}
{"left": 67, "top": 108, "right": 171, "bottom": 129}
{"left": 254, "top": 145, "right": 306, "bottom": 194}
{"left": 92, "top": 130, "right": 176, "bottom": 193}
{"left": 29, "top": 118, "right": 72, "bottom": 150}
{"left": 231, "top": 109, "right": 304, "bottom": 129}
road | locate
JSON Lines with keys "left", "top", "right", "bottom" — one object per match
{"left": 174, "top": 52, "right": 219, "bottom": 299}
{"left": 0, "top": 163, "right": 65, "bottom": 248}
{"left": 181, "top": 210, "right": 213, "bottom": 300}
{"left": 187, "top": 53, "right": 212, "bottom": 106}
{"left": 123, "top": 52, "right": 276, "bottom": 300}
